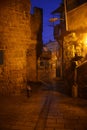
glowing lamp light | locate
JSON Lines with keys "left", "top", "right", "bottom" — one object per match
{"left": 83, "top": 34, "right": 87, "bottom": 47}
{"left": 85, "top": 38, "right": 87, "bottom": 46}
{"left": 82, "top": 34, "right": 87, "bottom": 58}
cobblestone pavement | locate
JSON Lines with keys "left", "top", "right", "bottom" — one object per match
{"left": 0, "top": 80, "right": 87, "bottom": 130}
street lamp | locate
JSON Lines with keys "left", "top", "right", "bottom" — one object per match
{"left": 49, "top": 17, "right": 64, "bottom": 22}
{"left": 49, "top": 0, "right": 68, "bottom": 31}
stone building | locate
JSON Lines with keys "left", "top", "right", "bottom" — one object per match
{"left": 63, "top": 2, "right": 87, "bottom": 96}
{"left": 27, "top": 7, "right": 43, "bottom": 82}
{"left": 45, "top": 41, "right": 60, "bottom": 78}
{"left": 38, "top": 40, "right": 60, "bottom": 82}
{"left": 62, "top": 1, "right": 87, "bottom": 71}
{"left": 0, "top": 0, "right": 43, "bottom": 95}
{"left": 52, "top": 0, "right": 87, "bottom": 96}
{"left": 63, "top": 1, "right": 87, "bottom": 68}
{"left": 52, "top": 0, "right": 87, "bottom": 75}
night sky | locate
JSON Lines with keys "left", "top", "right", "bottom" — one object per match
{"left": 31, "top": 0, "right": 62, "bottom": 44}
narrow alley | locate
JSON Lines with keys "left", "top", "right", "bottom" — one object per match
{"left": 0, "top": 1, "right": 87, "bottom": 130}
{"left": 0, "top": 80, "right": 87, "bottom": 130}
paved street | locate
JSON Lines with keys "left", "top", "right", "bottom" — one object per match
{"left": 0, "top": 80, "right": 87, "bottom": 130}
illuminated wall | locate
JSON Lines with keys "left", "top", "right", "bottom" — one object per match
{"left": 0, "top": 0, "right": 43, "bottom": 95}
{"left": 63, "top": 2, "right": 87, "bottom": 91}
{"left": 64, "top": 2, "right": 87, "bottom": 67}
{"left": 0, "top": 0, "right": 31, "bottom": 95}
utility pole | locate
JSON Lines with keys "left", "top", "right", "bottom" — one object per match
{"left": 64, "top": 0, "right": 68, "bottom": 31}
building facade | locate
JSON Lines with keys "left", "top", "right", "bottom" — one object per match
{"left": 62, "top": 2, "right": 87, "bottom": 68}
{"left": 63, "top": 2, "right": 87, "bottom": 96}
{"left": 38, "top": 41, "right": 60, "bottom": 81}
{"left": 27, "top": 7, "right": 43, "bottom": 82}
{"left": 52, "top": 0, "right": 87, "bottom": 96}
{"left": 0, "top": 0, "right": 43, "bottom": 95}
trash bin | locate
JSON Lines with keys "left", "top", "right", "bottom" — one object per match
{"left": 72, "top": 83, "right": 78, "bottom": 97}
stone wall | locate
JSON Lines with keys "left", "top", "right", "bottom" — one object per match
{"left": 26, "top": 44, "right": 37, "bottom": 82}
{"left": 0, "top": 0, "right": 31, "bottom": 95}
{"left": 27, "top": 7, "right": 43, "bottom": 82}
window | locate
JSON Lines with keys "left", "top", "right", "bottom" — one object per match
{"left": 0, "top": 50, "right": 4, "bottom": 65}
